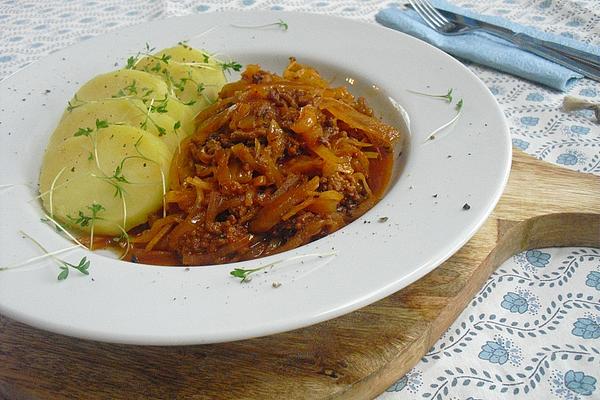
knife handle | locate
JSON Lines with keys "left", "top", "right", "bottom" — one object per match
{"left": 520, "top": 41, "right": 600, "bottom": 82}
{"left": 513, "top": 33, "right": 600, "bottom": 68}
{"left": 482, "top": 27, "right": 600, "bottom": 82}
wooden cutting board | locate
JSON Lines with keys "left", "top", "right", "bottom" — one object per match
{"left": 1, "top": 150, "right": 599, "bottom": 400}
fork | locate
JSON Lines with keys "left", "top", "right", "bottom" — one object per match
{"left": 407, "top": 0, "right": 600, "bottom": 82}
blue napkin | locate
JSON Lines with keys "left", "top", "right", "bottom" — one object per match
{"left": 375, "top": 0, "right": 600, "bottom": 91}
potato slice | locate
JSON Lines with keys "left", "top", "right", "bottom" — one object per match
{"left": 73, "top": 68, "right": 195, "bottom": 135}
{"left": 134, "top": 45, "right": 226, "bottom": 112}
{"left": 47, "top": 99, "right": 182, "bottom": 153}
{"left": 159, "top": 45, "right": 227, "bottom": 111}
{"left": 39, "top": 125, "right": 171, "bottom": 235}
{"left": 158, "top": 44, "right": 213, "bottom": 64}
{"left": 151, "top": 96, "right": 195, "bottom": 136}
{"left": 75, "top": 69, "right": 170, "bottom": 102}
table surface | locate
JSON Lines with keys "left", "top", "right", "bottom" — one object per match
{"left": 0, "top": 0, "right": 598, "bottom": 399}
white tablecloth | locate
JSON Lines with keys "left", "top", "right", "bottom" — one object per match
{"left": 1, "top": 1, "right": 598, "bottom": 398}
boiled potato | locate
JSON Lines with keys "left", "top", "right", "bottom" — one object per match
{"left": 74, "top": 68, "right": 196, "bottom": 136}
{"left": 158, "top": 45, "right": 227, "bottom": 99}
{"left": 75, "top": 69, "right": 170, "bottom": 102}
{"left": 158, "top": 44, "right": 213, "bottom": 64}
{"left": 40, "top": 44, "right": 227, "bottom": 235}
{"left": 135, "top": 45, "right": 226, "bottom": 112}
{"left": 47, "top": 99, "right": 183, "bottom": 153}
{"left": 159, "top": 44, "right": 227, "bottom": 111}
{"left": 39, "top": 125, "right": 172, "bottom": 235}
{"left": 152, "top": 96, "right": 196, "bottom": 136}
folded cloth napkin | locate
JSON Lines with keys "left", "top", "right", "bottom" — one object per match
{"left": 375, "top": 0, "right": 600, "bottom": 91}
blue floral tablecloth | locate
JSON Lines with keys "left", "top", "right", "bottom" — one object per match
{"left": 0, "top": 1, "right": 598, "bottom": 398}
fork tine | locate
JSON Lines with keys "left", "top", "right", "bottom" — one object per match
{"left": 418, "top": 0, "right": 450, "bottom": 25}
{"left": 413, "top": 0, "right": 447, "bottom": 27}
{"left": 407, "top": 0, "right": 440, "bottom": 30}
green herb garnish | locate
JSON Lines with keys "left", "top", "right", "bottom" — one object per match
{"left": 74, "top": 127, "right": 93, "bottom": 137}
{"left": 230, "top": 266, "right": 265, "bottom": 283}
{"left": 68, "top": 203, "right": 105, "bottom": 228}
{"left": 57, "top": 257, "right": 90, "bottom": 280}
{"left": 151, "top": 96, "right": 169, "bottom": 113}
{"left": 231, "top": 19, "right": 289, "bottom": 31}
{"left": 74, "top": 119, "right": 108, "bottom": 165}
{"left": 66, "top": 94, "right": 84, "bottom": 111}
{"left": 139, "top": 97, "right": 169, "bottom": 135}
{"left": 455, "top": 98, "right": 464, "bottom": 111}
{"left": 18, "top": 230, "right": 90, "bottom": 281}
{"left": 67, "top": 203, "right": 105, "bottom": 251}
{"left": 220, "top": 61, "right": 243, "bottom": 73}
{"left": 423, "top": 98, "right": 465, "bottom": 142}
{"left": 408, "top": 88, "right": 454, "bottom": 103}
{"left": 125, "top": 55, "right": 138, "bottom": 69}
{"left": 230, "top": 252, "right": 336, "bottom": 283}
{"left": 95, "top": 119, "right": 109, "bottom": 129}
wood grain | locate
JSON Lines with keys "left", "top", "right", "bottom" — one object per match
{"left": 1, "top": 150, "right": 599, "bottom": 400}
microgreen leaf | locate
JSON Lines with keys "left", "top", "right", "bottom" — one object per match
{"left": 112, "top": 164, "right": 129, "bottom": 183}
{"left": 230, "top": 267, "right": 261, "bottom": 283}
{"left": 57, "top": 267, "right": 69, "bottom": 280}
{"left": 112, "top": 81, "right": 137, "bottom": 98}
{"left": 230, "top": 268, "right": 249, "bottom": 279}
{"left": 160, "top": 54, "right": 172, "bottom": 64}
{"left": 277, "top": 19, "right": 289, "bottom": 31}
{"left": 65, "top": 256, "right": 90, "bottom": 275}
{"left": 456, "top": 98, "right": 464, "bottom": 111}
{"left": 151, "top": 62, "right": 162, "bottom": 72}
{"left": 125, "top": 80, "right": 137, "bottom": 95}
{"left": 95, "top": 119, "right": 109, "bottom": 129}
{"left": 141, "top": 88, "right": 154, "bottom": 99}
{"left": 445, "top": 89, "right": 453, "bottom": 103}
{"left": 66, "top": 95, "right": 84, "bottom": 112}
{"left": 125, "top": 55, "right": 138, "bottom": 69}
{"left": 88, "top": 203, "right": 105, "bottom": 216}
{"left": 151, "top": 96, "right": 169, "bottom": 113}
{"left": 113, "top": 89, "right": 127, "bottom": 98}
{"left": 74, "top": 127, "right": 93, "bottom": 137}
{"left": 68, "top": 210, "right": 92, "bottom": 227}
{"left": 221, "top": 61, "right": 243, "bottom": 73}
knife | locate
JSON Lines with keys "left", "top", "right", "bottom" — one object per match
{"left": 405, "top": 4, "right": 600, "bottom": 81}
{"left": 434, "top": 7, "right": 600, "bottom": 68}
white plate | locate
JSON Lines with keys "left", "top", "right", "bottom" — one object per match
{"left": 0, "top": 11, "right": 510, "bottom": 345}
